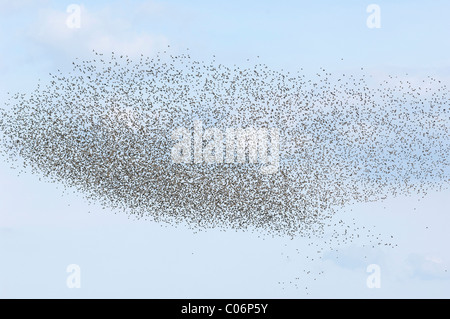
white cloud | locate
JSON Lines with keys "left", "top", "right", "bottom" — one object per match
{"left": 26, "top": 3, "right": 169, "bottom": 58}
{"left": 0, "top": 0, "right": 48, "bottom": 14}
{"left": 405, "top": 253, "right": 449, "bottom": 280}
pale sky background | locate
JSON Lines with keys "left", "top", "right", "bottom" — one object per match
{"left": 0, "top": 0, "right": 449, "bottom": 298}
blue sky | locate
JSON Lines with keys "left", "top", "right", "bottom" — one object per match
{"left": 0, "top": 0, "right": 449, "bottom": 298}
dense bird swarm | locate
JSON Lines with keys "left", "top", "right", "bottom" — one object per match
{"left": 0, "top": 50, "right": 449, "bottom": 237}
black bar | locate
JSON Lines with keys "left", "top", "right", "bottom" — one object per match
{"left": 0, "top": 299, "right": 439, "bottom": 317}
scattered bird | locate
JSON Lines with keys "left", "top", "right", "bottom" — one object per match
{"left": 0, "top": 49, "right": 448, "bottom": 240}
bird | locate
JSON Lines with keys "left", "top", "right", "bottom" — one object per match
{"left": 0, "top": 48, "right": 448, "bottom": 246}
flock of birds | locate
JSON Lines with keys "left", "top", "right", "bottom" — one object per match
{"left": 0, "top": 48, "right": 449, "bottom": 239}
